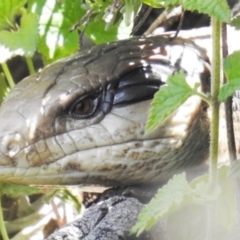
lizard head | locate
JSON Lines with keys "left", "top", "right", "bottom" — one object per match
{"left": 0, "top": 36, "right": 210, "bottom": 186}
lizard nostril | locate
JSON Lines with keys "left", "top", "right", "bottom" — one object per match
{"left": 0, "top": 134, "right": 27, "bottom": 158}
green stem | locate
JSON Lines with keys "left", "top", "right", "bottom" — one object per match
{"left": 0, "top": 196, "right": 9, "bottom": 240}
{"left": 1, "top": 63, "right": 15, "bottom": 88}
{"left": 25, "top": 57, "right": 35, "bottom": 75}
{"left": 195, "top": 92, "right": 212, "bottom": 105}
{"left": 209, "top": 18, "right": 221, "bottom": 186}
{"left": 207, "top": 17, "right": 221, "bottom": 240}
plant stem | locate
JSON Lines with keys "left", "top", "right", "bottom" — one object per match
{"left": 195, "top": 92, "right": 212, "bottom": 105}
{"left": 209, "top": 17, "right": 221, "bottom": 187}
{"left": 0, "top": 196, "right": 9, "bottom": 240}
{"left": 207, "top": 17, "right": 221, "bottom": 240}
{"left": 1, "top": 63, "right": 15, "bottom": 88}
{"left": 25, "top": 57, "right": 35, "bottom": 75}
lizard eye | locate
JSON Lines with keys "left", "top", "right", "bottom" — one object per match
{"left": 69, "top": 95, "right": 99, "bottom": 119}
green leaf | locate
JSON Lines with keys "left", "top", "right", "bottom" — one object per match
{"left": 28, "top": 0, "right": 85, "bottom": 64}
{"left": 146, "top": 71, "right": 194, "bottom": 133}
{"left": 0, "top": 12, "right": 39, "bottom": 63}
{"left": 143, "top": 0, "right": 230, "bottom": 22}
{"left": 28, "top": 0, "right": 130, "bottom": 63}
{"left": 182, "top": 0, "right": 230, "bottom": 22}
{"left": 224, "top": 51, "right": 240, "bottom": 80}
{"left": 0, "top": 0, "right": 26, "bottom": 30}
{"left": 0, "top": 182, "right": 43, "bottom": 198}
{"left": 230, "top": 14, "right": 240, "bottom": 29}
{"left": 122, "top": 0, "right": 141, "bottom": 28}
{"left": 85, "top": 1, "right": 132, "bottom": 44}
{"left": 218, "top": 78, "right": 240, "bottom": 102}
{"left": 124, "top": 0, "right": 133, "bottom": 26}
{"left": 132, "top": 166, "right": 239, "bottom": 237}
{"left": 164, "top": 167, "right": 236, "bottom": 240}
{"left": 219, "top": 51, "right": 240, "bottom": 101}
{"left": 85, "top": 20, "right": 121, "bottom": 44}
{"left": 131, "top": 173, "right": 190, "bottom": 235}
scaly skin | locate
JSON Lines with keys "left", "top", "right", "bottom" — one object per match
{"left": 0, "top": 35, "right": 211, "bottom": 186}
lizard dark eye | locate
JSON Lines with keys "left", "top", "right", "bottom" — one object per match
{"left": 70, "top": 95, "right": 99, "bottom": 119}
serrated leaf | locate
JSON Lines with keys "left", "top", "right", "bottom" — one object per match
{"left": 184, "top": 166, "right": 237, "bottom": 230}
{"left": 0, "top": 13, "right": 39, "bottom": 63}
{"left": 182, "top": 0, "right": 230, "bottom": 22}
{"left": 219, "top": 51, "right": 240, "bottom": 101}
{"left": 133, "top": 166, "right": 239, "bottom": 237}
{"left": 0, "top": 182, "right": 43, "bottom": 198}
{"left": 0, "top": 0, "right": 26, "bottom": 30}
{"left": 190, "top": 174, "right": 220, "bottom": 202}
{"left": 146, "top": 71, "right": 194, "bottom": 133}
{"left": 131, "top": 173, "right": 190, "bottom": 235}
{"left": 143, "top": 0, "right": 230, "bottom": 22}
{"left": 218, "top": 78, "right": 240, "bottom": 102}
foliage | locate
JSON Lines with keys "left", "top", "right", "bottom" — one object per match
{"left": 146, "top": 71, "right": 200, "bottom": 132}
{"left": 143, "top": 0, "right": 230, "bottom": 22}
{"left": 219, "top": 51, "right": 240, "bottom": 101}
{"left": 132, "top": 0, "right": 240, "bottom": 239}
{"left": 132, "top": 167, "right": 239, "bottom": 239}
{"left": 231, "top": 14, "right": 240, "bottom": 29}
{"left": 0, "top": 13, "right": 39, "bottom": 63}
{"left": 0, "top": 182, "right": 43, "bottom": 198}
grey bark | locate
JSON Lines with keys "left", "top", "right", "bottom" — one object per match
{"left": 45, "top": 196, "right": 153, "bottom": 240}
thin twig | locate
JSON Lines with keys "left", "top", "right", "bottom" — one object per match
{"left": 50, "top": 199, "right": 65, "bottom": 227}
{"left": 169, "top": 8, "right": 184, "bottom": 41}
{"left": 69, "top": 9, "right": 93, "bottom": 32}
{"left": 143, "top": 9, "right": 168, "bottom": 36}
{"left": 222, "top": 23, "right": 236, "bottom": 161}
{"left": 78, "top": 17, "right": 90, "bottom": 49}
{"left": 131, "top": 5, "right": 152, "bottom": 35}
